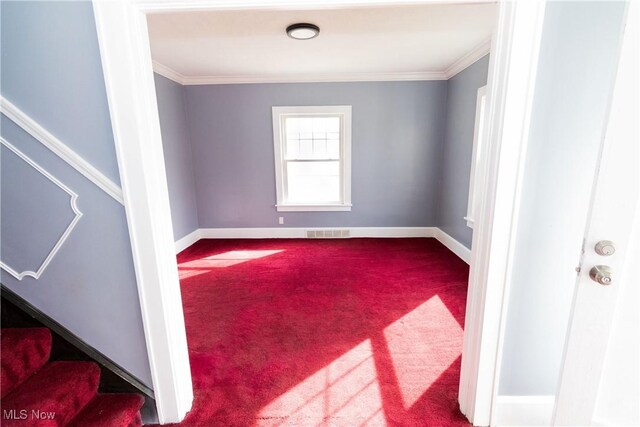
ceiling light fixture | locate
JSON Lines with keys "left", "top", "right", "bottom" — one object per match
{"left": 286, "top": 23, "right": 320, "bottom": 40}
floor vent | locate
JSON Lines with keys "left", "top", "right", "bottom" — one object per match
{"left": 306, "top": 229, "right": 350, "bottom": 239}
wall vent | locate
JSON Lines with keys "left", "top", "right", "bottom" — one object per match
{"left": 306, "top": 229, "right": 350, "bottom": 239}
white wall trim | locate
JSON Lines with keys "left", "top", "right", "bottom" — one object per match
{"left": 0, "top": 138, "right": 83, "bottom": 280}
{"left": 175, "top": 229, "right": 201, "bottom": 253}
{"left": 435, "top": 229, "right": 471, "bottom": 264}
{"left": 151, "top": 62, "right": 448, "bottom": 85}
{"left": 0, "top": 97, "right": 124, "bottom": 205}
{"left": 444, "top": 39, "right": 492, "bottom": 79}
{"left": 152, "top": 60, "right": 188, "bottom": 85}
{"left": 458, "top": 2, "right": 546, "bottom": 426}
{"left": 174, "top": 227, "right": 476, "bottom": 256}
{"left": 196, "top": 226, "right": 437, "bottom": 240}
{"left": 493, "top": 395, "right": 555, "bottom": 426}
{"left": 93, "top": 1, "right": 193, "bottom": 423}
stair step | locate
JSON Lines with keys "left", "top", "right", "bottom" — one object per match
{"left": 68, "top": 393, "right": 144, "bottom": 427}
{"left": 1, "top": 328, "right": 52, "bottom": 398}
{"left": 1, "top": 361, "right": 100, "bottom": 427}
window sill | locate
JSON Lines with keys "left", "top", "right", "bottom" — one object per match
{"left": 276, "top": 204, "right": 352, "bottom": 212}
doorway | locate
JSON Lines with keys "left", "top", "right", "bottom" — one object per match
{"left": 93, "top": 1, "right": 546, "bottom": 424}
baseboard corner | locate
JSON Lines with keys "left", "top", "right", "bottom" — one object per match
{"left": 175, "top": 229, "right": 201, "bottom": 253}
{"left": 434, "top": 229, "right": 471, "bottom": 264}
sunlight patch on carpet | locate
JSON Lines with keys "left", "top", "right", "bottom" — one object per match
{"left": 178, "top": 250, "right": 284, "bottom": 277}
{"left": 256, "top": 340, "right": 385, "bottom": 427}
{"left": 383, "top": 295, "right": 463, "bottom": 409}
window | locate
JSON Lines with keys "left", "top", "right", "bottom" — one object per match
{"left": 465, "top": 86, "right": 487, "bottom": 228}
{"left": 272, "top": 106, "right": 352, "bottom": 211}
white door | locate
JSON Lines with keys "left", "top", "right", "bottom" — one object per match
{"left": 553, "top": 3, "right": 639, "bottom": 426}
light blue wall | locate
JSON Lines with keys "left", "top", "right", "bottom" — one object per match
{"left": 437, "top": 55, "right": 490, "bottom": 249}
{"left": 154, "top": 74, "right": 199, "bottom": 241}
{"left": 184, "top": 81, "right": 448, "bottom": 228}
{"left": 1, "top": 1, "right": 152, "bottom": 387}
{"left": 0, "top": 1, "right": 120, "bottom": 185}
{"left": 499, "top": 1, "right": 626, "bottom": 395}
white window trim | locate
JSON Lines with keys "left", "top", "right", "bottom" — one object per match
{"left": 272, "top": 105, "right": 352, "bottom": 212}
{"left": 465, "top": 85, "right": 488, "bottom": 228}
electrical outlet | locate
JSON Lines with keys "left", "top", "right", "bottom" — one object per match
{"left": 278, "top": 217, "right": 284, "bottom": 225}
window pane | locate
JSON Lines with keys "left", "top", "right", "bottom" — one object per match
{"left": 284, "top": 116, "right": 341, "bottom": 160}
{"left": 286, "top": 161, "right": 340, "bottom": 203}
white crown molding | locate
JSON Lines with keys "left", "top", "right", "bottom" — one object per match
{"left": 152, "top": 63, "right": 448, "bottom": 85}
{"left": 152, "top": 40, "right": 491, "bottom": 86}
{"left": 444, "top": 38, "right": 492, "bottom": 79}
{"left": 152, "top": 60, "right": 188, "bottom": 85}
{"left": 0, "top": 138, "right": 83, "bottom": 280}
{"left": 0, "top": 97, "right": 124, "bottom": 205}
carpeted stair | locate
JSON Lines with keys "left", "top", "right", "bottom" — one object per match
{"left": 1, "top": 328, "right": 144, "bottom": 426}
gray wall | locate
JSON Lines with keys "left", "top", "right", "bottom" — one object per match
{"left": 498, "top": 1, "right": 626, "bottom": 395}
{"left": 437, "top": 55, "right": 490, "bottom": 249}
{"left": 184, "top": 81, "right": 448, "bottom": 228}
{"left": 1, "top": 1, "right": 152, "bottom": 387}
{"left": 154, "top": 74, "right": 199, "bottom": 241}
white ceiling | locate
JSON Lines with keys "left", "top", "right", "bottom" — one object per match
{"left": 147, "top": 3, "right": 497, "bottom": 85}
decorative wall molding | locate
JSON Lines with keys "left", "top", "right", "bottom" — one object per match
{"left": 0, "top": 97, "right": 124, "bottom": 205}
{"left": 492, "top": 395, "right": 555, "bottom": 426}
{"left": 434, "top": 229, "right": 471, "bottom": 264}
{"left": 0, "top": 138, "right": 83, "bottom": 280}
{"left": 152, "top": 40, "right": 491, "bottom": 86}
{"left": 444, "top": 39, "right": 492, "bottom": 79}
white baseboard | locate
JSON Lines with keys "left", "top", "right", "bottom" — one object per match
{"left": 176, "top": 227, "right": 438, "bottom": 252}
{"left": 175, "top": 228, "right": 473, "bottom": 258}
{"left": 174, "top": 229, "right": 201, "bottom": 253}
{"left": 492, "top": 395, "right": 555, "bottom": 426}
{"left": 198, "top": 227, "right": 437, "bottom": 240}
{"left": 435, "top": 229, "right": 471, "bottom": 264}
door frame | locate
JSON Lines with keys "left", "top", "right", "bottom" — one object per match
{"left": 92, "top": 0, "right": 546, "bottom": 423}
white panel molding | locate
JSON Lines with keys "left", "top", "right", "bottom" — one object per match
{"left": 493, "top": 395, "right": 555, "bottom": 426}
{"left": 435, "top": 229, "right": 471, "bottom": 264}
{"left": 0, "top": 97, "right": 124, "bottom": 205}
{"left": 0, "top": 138, "right": 83, "bottom": 280}
{"left": 175, "top": 229, "right": 201, "bottom": 253}
{"left": 444, "top": 39, "right": 492, "bottom": 79}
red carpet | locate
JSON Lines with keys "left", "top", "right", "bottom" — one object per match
{"left": 172, "top": 238, "right": 470, "bottom": 426}
{"left": 0, "top": 328, "right": 143, "bottom": 426}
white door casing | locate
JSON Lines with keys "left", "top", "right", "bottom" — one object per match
{"left": 553, "top": 3, "right": 639, "bottom": 425}
{"left": 93, "top": 0, "right": 541, "bottom": 424}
